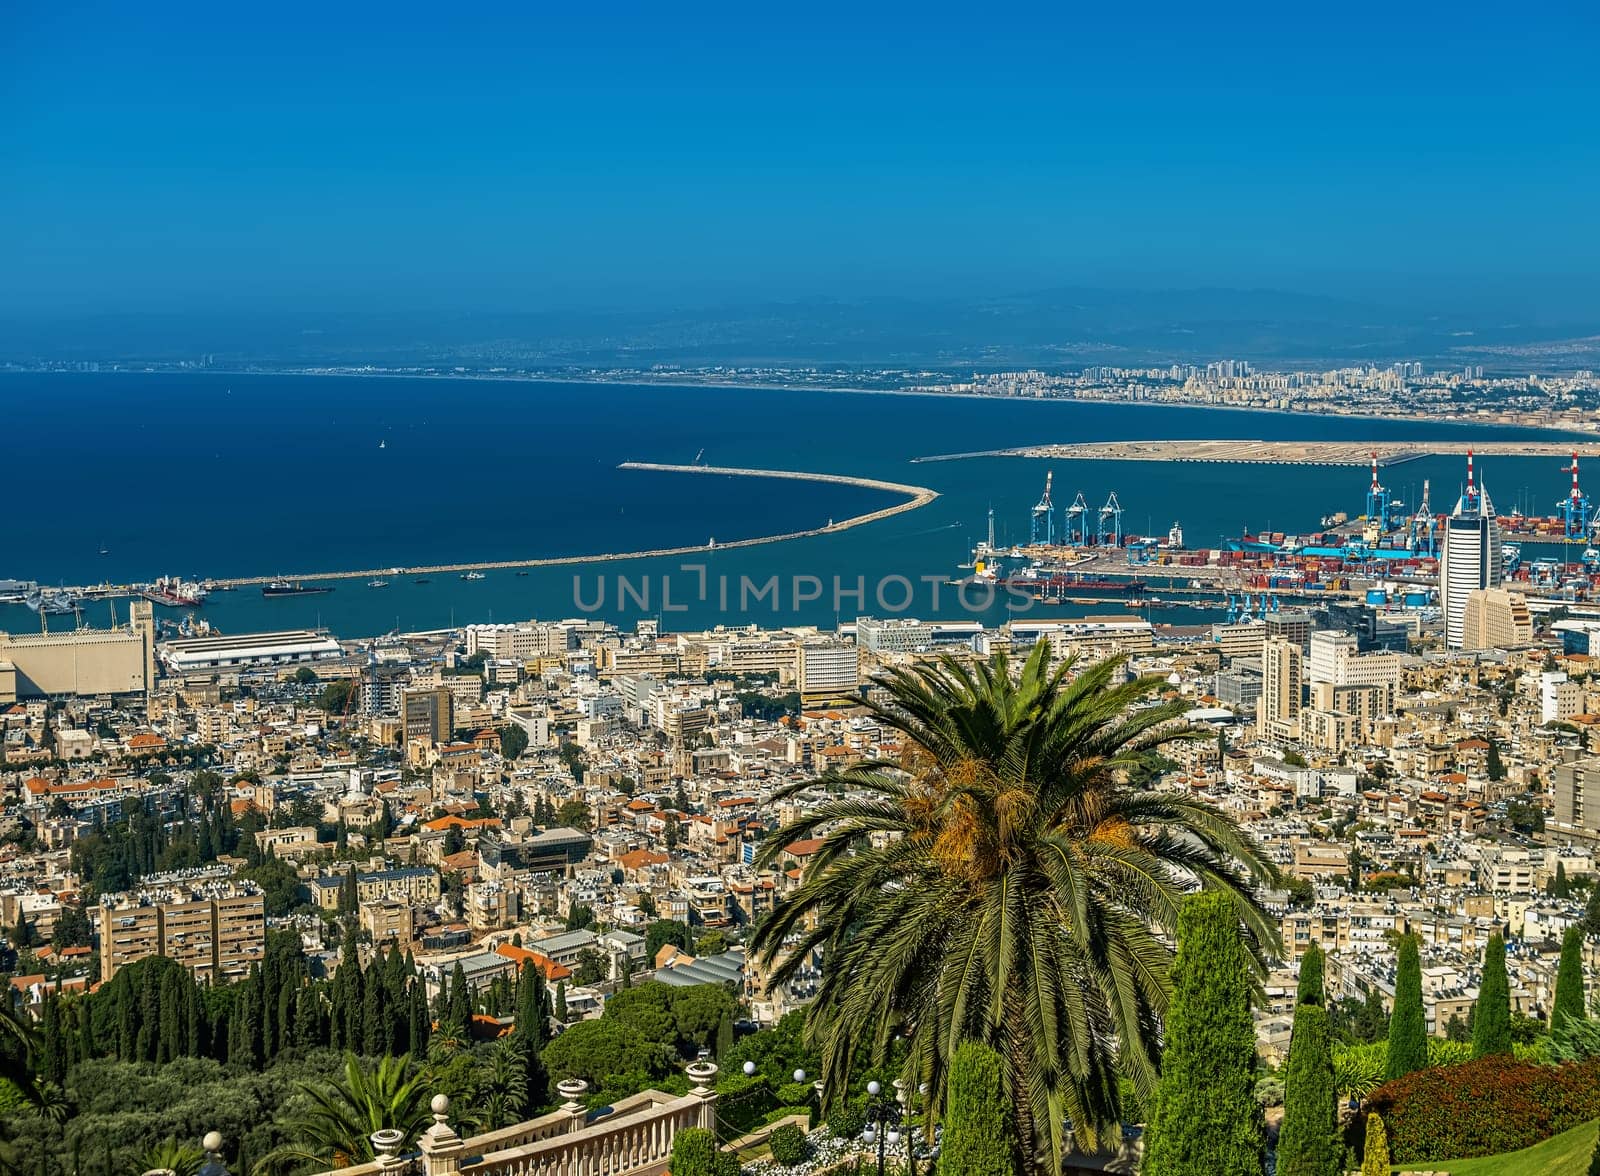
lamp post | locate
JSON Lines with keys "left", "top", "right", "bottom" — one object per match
{"left": 861, "top": 1080, "right": 902, "bottom": 1176}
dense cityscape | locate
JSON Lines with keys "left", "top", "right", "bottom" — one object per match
{"left": 12, "top": 3, "right": 1600, "bottom": 1175}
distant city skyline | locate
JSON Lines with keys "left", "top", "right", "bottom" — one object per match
{"left": 5, "top": 3, "right": 1600, "bottom": 321}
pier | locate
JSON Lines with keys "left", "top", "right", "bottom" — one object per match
{"left": 170, "top": 464, "right": 937, "bottom": 589}
{"left": 918, "top": 440, "right": 1600, "bottom": 466}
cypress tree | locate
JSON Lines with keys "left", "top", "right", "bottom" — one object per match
{"left": 345, "top": 958, "right": 365, "bottom": 1051}
{"left": 1142, "top": 891, "right": 1265, "bottom": 1176}
{"left": 1296, "top": 942, "right": 1325, "bottom": 1007}
{"left": 1555, "top": 861, "right": 1571, "bottom": 898}
{"left": 1554, "top": 925, "right": 1586, "bottom": 1033}
{"left": 1276, "top": 1002, "right": 1339, "bottom": 1176}
{"left": 554, "top": 981, "right": 568, "bottom": 1025}
{"left": 1386, "top": 935, "right": 1427, "bottom": 1081}
{"left": 409, "top": 984, "right": 430, "bottom": 1055}
{"left": 115, "top": 981, "right": 135, "bottom": 1060}
{"left": 1361, "top": 1113, "right": 1390, "bottom": 1176}
{"left": 1472, "top": 932, "right": 1512, "bottom": 1058}
{"left": 39, "top": 996, "right": 64, "bottom": 1086}
{"left": 715, "top": 1009, "right": 733, "bottom": 1060}
{"left": 941, "top": 1040, "right": 1019, "bottom": 1176}
{"left": 185, "top": 978, "right": 203, "bottom": 1057}
{"left": 448, "top": 962, "right": 472, "bottom": 1029}
{"left": 276, "top": 981, "right": 295, "bottom": 1059}
{"left": 294, "top": 988, "right": 321, "bottom": 1051}
{"left": 363, "top": 963, "right": 385, "bottom": 1056}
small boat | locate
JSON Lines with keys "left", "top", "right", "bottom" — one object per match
{"left": 367, "top": 578, "right": 390, "bottom": 588}
{"left": 379, "top": 439, "right": 386, "bottom": 449}
{"left": 461, "top": 572, "right": 486, "bottom": 581}
{"left": 515, "top": 571, "right": 529, "bottom": 577}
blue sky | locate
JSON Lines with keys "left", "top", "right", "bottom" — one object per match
{"left": 4, "top": 2, "right": 1599, "bottom": 318}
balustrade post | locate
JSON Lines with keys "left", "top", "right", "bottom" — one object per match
{"left": 685, "top": 1060, "right": 719, "bottom": 1133}
{"left": 558, "top": 1077, "right": 590, "bottom": 1135}
{"left": 418, "top": 1094, "right": 466, "bottom": 1176}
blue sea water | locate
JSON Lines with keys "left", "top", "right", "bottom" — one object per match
{"left": 0, "top": 372, "right": 1583, "bottom": 637}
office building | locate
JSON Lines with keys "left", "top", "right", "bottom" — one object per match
{"left": 401, "top": 686, "right": 454, "bottom": 746}
{"left": 1439, "top": 453, "right": 1503, "bottom": 649}
{"left": 1461, "top": 587, "right": 1533, "bottom": 650}
{"left": 796, "top": 641, "right": 860, "bottom": 705}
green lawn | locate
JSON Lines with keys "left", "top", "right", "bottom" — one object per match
{"left": 1398, "top": 1118, "right": 1597, "bottom": 1174}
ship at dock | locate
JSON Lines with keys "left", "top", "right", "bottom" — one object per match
{"left": 262, "top": 579, "right": 334, "bottom": 597}
{"left": 140, "top": 575, "right": 208, "bottom": 608}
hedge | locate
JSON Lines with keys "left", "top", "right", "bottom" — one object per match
{"left": 1364, "top": 1055, "right": 1600, "bottom": 1162}
{"left": 769, "top": 1122, "right": 809, "bottom": 1165}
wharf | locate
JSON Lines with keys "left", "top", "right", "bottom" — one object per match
{"left": 917, "top": 440, "right": 1600, "bottom": 466}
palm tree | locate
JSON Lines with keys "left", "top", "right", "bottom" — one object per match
{"left": 749, "top": 646, "right": 1277, "bottom": 1172}
{"left": 136, "top": 1138, "right": 205, "bottom": 1176}
{"left": 264, "top": 1052, "right": 432, "bottom": 1169}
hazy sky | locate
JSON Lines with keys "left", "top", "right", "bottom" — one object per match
{"left": 5, "top": 2, "right": 1599, "bottom": 318}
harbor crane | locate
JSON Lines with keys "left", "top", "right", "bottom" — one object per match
{"left": 1559, "top": 451, "right": 1594, "bottom": 541}
{"left": 1097, "top": 491, "right": 1124, "bottom": 548}
{"left": 1365, "top": 451, "right": 1394, "bottom": 529}
{"left": 1030, "top": 471, "right": 1056, "bottom": 546}
{"left": 1063, "top": 492, "right": 1090, "bottom": 546}
{"left": 1408, "top": 479, "right": 1437, "bottom": 557}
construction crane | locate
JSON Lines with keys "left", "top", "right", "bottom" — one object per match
{"left": 1030, "top": 471, "right": 1056, "bottom": 546}
{"left": 1063, "top": 492, "right": 1090, "bottom": 547}
{"left": 1559, "top": 451, "right": 1594, "bottom": 541}
{"left": 1097, "top": 491, "right": 1124, "bottom": 548}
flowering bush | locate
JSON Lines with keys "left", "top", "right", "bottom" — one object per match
{"left": 1364, "top": 1055, "right": 1600, "bottom": 1162}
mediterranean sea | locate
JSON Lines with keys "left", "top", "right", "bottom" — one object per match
{"left": 0, "top": 372, "right": 1583, "bottom": 637}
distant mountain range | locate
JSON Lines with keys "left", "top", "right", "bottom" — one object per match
{"left": 5, "top": 288, "right": 1599, "bottom": 370}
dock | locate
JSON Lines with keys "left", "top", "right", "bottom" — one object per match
{"left": 917, "top": 440, "right": 1600, "bottom": 466}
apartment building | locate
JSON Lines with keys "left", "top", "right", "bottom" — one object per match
{"left": 98, "top": 881, "right": 265, "bottom": 983}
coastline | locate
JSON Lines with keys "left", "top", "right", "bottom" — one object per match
{"left": 11, "top": 365, "right": 1593, "bottom": 438}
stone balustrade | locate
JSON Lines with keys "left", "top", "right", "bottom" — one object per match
{"left": 308, "top": 1062, "right": 721, "bottom": 1176}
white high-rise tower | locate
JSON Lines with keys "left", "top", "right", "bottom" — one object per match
{"left": 1439, "top": 449, "right": 1503, "bottom": 649}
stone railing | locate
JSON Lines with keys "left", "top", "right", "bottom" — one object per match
{"left": 309, "top": 1063, "right": 721, "bottom": 1176}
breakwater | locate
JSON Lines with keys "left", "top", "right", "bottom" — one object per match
{"left": 194, "top": 463, "right": 938, "bottom": 589}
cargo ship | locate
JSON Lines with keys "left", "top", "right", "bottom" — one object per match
{"left": 262, "top": 579, "right": 334, "bottom": 597}
{"left": 141, "top": 576, "right": 208, "bottom": 607}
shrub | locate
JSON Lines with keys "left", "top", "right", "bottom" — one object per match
{"left": 1361, "top": 1113, "right": 1389, "bottom": 1176}
{"left": 1364, "top": 1055, "right": 1600, "bottom": 1163}
{"left": 827, "top": 1098, "right": 868, "bottom": 1139}
{"left": 768, "top": 1122, "right": 808, "bottom": 1165}
{"left": 714, "top": 1071, "right": 777, "bottom": 1136}
{"left": 775, "top": 1081, "right": 813, "bottom": 1106}
{"left": 943, "top": 1040, "right": 1019, "bottom": 1176}
{"left": 668, "top": 1125, "right": 738, "bottom": 1176}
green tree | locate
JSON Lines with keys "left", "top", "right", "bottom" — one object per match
{"left": 750, "top": 649, "right": 1275, "bottom": 1166}
{"left": 1555, "top": 925, "right": 1586, "bottom": 1032}
{"left": 1485, "top": 738, "right": 1507, "bottom": 782}
{"left": 1296, "top": 942, "right": 1324, "bottom": 1007}
{"left": 1551, "top": 860, "right": 1570, "bottom": 898}
{"left": 1361, "top": 1112, "right": 1390, "bottom": 1176}
{"left": 1471, "top": 932, "right": 1511, "bottom": 1058}
{"left": 1142, "top": 891, "right": 1266, "bottom": 1176}
{"left": 541, "top": 1018, "right": 670, "bottom": 1088}
{"left": 644, "top": 919, "right": 693, "bottom": 961}
{"left": 942, "top": 1040, "right": 1020, "bottom": 1176}
{"left": 1385, "top": 935, "right": 1426, "bottom": 1081}
{"left": 499, "top": 724, "right": 529, "bottom": 760}
{"left": 1276, "top": 1002, "right": 1339, "bottom": 1176}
